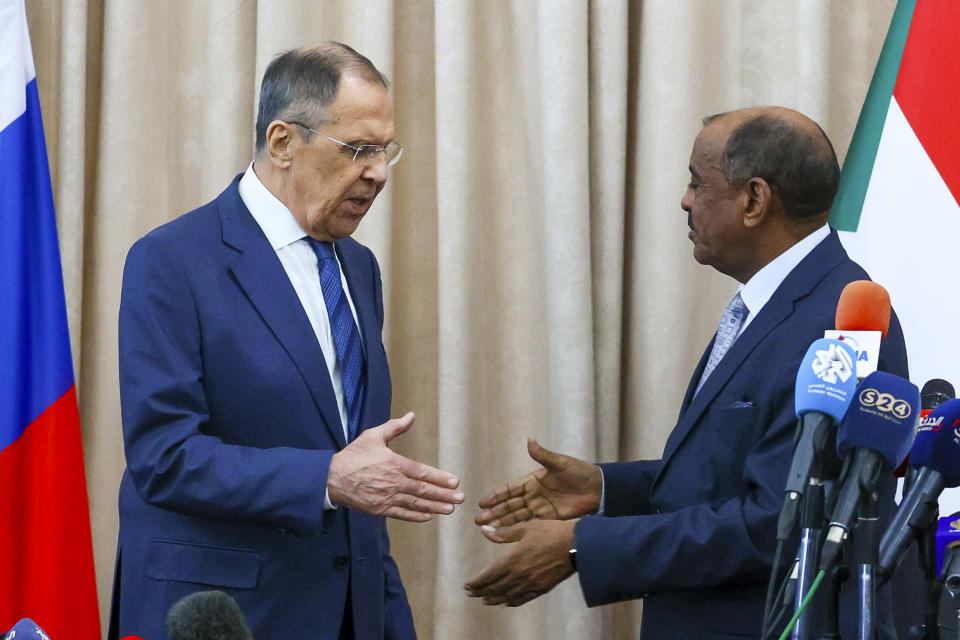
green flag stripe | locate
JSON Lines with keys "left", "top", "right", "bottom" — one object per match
{"left": 829, "top": 0, "right": 916, "bottom": 232}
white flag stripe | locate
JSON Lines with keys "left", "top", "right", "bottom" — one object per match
{"left": 839, "top": 96, "right": 960, "bottom": 391}
{"left": 0, "top": 0, "right": 35, "bottom": 133}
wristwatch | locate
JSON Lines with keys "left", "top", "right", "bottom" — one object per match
{"left": 568, "top": 547, "right": 578, "bottom": 572}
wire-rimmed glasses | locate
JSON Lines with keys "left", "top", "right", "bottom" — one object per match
{"left": 288, "top": 121, "right": 404, "bottom": 167}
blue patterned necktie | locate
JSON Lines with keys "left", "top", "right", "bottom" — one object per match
{"left": 695, "top": 292, "right": 749, "bottom": 395}
{"left": 310, "top": 240, "right": 366, "bottom": 440}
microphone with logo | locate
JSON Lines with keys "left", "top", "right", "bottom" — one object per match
{"left": 827, "top": 280, "right": 891, "bottom": 381}
{"left": 165, "top": 590, "right": 254, "bottom": 640}
{"left": 2, "top": 618, "right": 52, "bottom": 640}
{"left": 777, "top": 338, "right": 858, "bottom": 540}
{"left": 937, "top": 514, "right": 960, "bottom": 587}
{"left": 895, "top": 379, "right": 956, "bottom": 484}
{"left": 770, "top": 338, "right": 858, "bottom": 638}
{"left": 819, "top": 371, "right": 919, "bottom": 572}
{"left": 810, "top": 372, "right": 918, "bottom": 639}
{"left": 878, "top": 399, "right": 960, "bottom": 584}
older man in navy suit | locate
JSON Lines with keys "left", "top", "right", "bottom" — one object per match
{"left": 110, "top": 43, "right": 464, "bottom": 640}
{"left": 466, "top": 107, "right": 908, "bottom": 638}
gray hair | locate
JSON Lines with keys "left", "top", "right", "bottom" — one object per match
{"left": 255, "top": 42, "right": 388, "bottom": 154}
{"left": 703, "top": 112, "right": 840, "bottom": 219}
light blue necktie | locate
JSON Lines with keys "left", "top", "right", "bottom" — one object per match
{"left": 310, "top": 240, "right": 366, "bottom": 440}
{"left": 695, "top": 292, "right": 749, "bottom": 395}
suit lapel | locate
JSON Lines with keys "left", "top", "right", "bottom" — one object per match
{"left": 660, "top": 300, "right": 792, "bottom": 463}
{"left": 679, "top": 338, "right": 714, "bottom": 417}
{"left": 659, "top": 231, "right": 848, "bottom": 466}
{"left": 217, "top": 178, "right": 348, "bottom": 449}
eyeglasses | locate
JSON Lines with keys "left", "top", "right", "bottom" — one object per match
{"left": 288, "top": 121, "right": 404, "bottom": 167}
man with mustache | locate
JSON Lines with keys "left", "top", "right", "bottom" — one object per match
{"left": 466, "top": 107, "right": 909, "bottom": 639}
{"left": 111, "top": 43, "right": 463, "bottom": 640}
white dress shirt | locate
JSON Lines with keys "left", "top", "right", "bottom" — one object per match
{"left": 597, "top": 224, "right": 832, "bottom": 514}
{"left": 238, "top": 163, "right": 362, "bottom": 508}
{"left": 736, "top": 224, "right": 831, "bottom": 334}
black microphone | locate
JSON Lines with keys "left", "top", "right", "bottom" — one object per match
{"left": 166, "top": 590, "right": 254, "bottom": 640}
{"left": 818, "top": 371, "right": 919, "bottom": 571}
{"left": 878, "top": 399, "right": 960, "bottom": 584}
{"left": 897, "top": 379, "right": 956, "bottom": 481}
{"left": 921, "top": 379, "right": 956, "bottom": 411}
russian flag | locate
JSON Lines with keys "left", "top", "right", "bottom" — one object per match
{"left": 0, "top": 1, "right": 100, "bottom": 638}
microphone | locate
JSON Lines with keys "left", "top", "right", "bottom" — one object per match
{"left": 936, "top": 514, "right": 960, "bottom": 584}
{"left": 834, "top": 280, "right": 891, "bottom": 338}
{"left": 921, "top": 378, "right": 956, "bottom": 412}
{"left": 166, "top": 590, "right": 254, "bottom": 640}
{"left": 819, "top": 371, "right": 919, "bottom": 571}
{"left": 877, "top": 399, "right": 960, "bottom": 584}
{"left": 3, "top": 619, "right": 51, "bottom": 640}
{"left": 826, "top": 280, "right": 891, "bottom": 380}
{"left": 777, "top": 338, "right": 857, "bottom": 539}
{"left": 895, "top": 379, "right": 955, "bottom": 479}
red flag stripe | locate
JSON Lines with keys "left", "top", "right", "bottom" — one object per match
{"left": 893, "top": 1, "right": 960, "bottom": 205}
{"left": 0, "top": 386, "right": 100, "bottom": 639}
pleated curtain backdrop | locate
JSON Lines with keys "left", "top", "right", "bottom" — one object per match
{"left": 25, "top": 1, "right": 895, "bottom": 637}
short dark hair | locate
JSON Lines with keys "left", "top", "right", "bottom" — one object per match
{"left": 703, "top": 113, "right": 840, "bottom": 219}
{"left": 255, "top": 42, "right": 388, "bottom": 154}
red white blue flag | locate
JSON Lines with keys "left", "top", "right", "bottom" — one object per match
{"left": 0, "top": 1, "right": 100, "bottom": 637}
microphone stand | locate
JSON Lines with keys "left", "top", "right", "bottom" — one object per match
{"left": 794, "top": 478, "right": 826, "bottom": 639}
{"left": 901, "top": 465, "right": 937, "bottom": 640}
{"left": 855, "top": 491, "right": 880, "bottom": 640}
{"left": 914, "top": 515, "right": 942, "bottom": 640}
{"left": 819, "top": 563, "right": 849, "bottom": 639}
{"left": 942, "top": 547, "right": 960, "bottom": 640}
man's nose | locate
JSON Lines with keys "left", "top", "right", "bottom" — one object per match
{"left": 361, "top": 154, "right": 389, "bottom": 184}
{"left": 680, "top": 188, "right": 693, "bottom": 212}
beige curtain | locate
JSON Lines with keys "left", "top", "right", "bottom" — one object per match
{"left": 25, "top": 1, "right": 896, "bottom": 637}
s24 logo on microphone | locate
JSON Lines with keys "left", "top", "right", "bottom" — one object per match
{"left": 858, "top": 387, "right": 913, "bottom": 420}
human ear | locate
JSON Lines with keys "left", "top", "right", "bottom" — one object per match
{"left": 742, "top": 177, "right": 772, "bottom": 228}
{"left": 264, "top": 120, "right": 296, "bottom": 168}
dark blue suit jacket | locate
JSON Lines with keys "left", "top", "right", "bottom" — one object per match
{"left": 575, "top": 231, "right": 909, "bottom": 638}
{"left": 109, "top": 177, "right": 415, "bottom": 640}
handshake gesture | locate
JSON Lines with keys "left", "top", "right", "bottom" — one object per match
{"left": 332, "top": 419, "right": 604, "bottom": 609}
{"left": 464, "top": 439, "right": 603, "bottom": 607}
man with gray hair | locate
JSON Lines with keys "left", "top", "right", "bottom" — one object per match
{"left": 110, "top": 43, "right": 462, "bottom": 640}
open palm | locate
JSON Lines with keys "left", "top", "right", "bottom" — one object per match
{"left": 475, "top": 439, "right": 602, "bottom": 527}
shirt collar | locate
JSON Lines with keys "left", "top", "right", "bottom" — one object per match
{"left": 739, "top": 224, "right": 831, "bottom": 318}
{"left": 237, "top": 162, "right": 309, "bottom": 251}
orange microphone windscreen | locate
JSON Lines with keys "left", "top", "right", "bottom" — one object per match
{"left": 835, "top": 280, "right": 891, "bottom": 338}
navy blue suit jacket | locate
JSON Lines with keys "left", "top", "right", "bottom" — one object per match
{"left": 109, "top": 177, "right": 415, "bottom": 640}
{"left": 575, "top": 231, "right": 909, "bottom": 638}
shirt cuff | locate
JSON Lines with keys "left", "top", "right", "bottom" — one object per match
{"left": 597, "top": 465, "right": 606, "bottom": 516}
{"left": 324, "top": 487, "right": 336, "bottom": 510}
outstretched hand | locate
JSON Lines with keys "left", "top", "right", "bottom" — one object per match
{"left": 475, "top": 439, "right": 602, "bottom": 527}
{"left": 464, "top": 519, "right": 577, "bottom": 607}
{"left": 327, "top": 412, "right": 464, "bottom": 522}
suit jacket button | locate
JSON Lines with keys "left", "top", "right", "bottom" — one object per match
{"left": 653, "top": 508, "right": 662, "bottom": 515}
{"left": 334, "top": 554, "right": 349, "bottom": 570}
